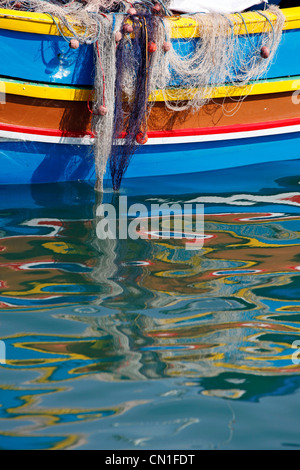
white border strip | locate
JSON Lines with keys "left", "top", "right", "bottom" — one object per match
{"left": 0, "top": 123, "right": 300, "bottom": 146}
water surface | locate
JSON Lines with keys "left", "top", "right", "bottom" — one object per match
{"left": 0, "top": 160, "right": 300, "bottom": 450}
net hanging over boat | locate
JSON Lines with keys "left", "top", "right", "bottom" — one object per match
{"left": 169, "top": 0, "right": 268, "bottom": 13}
{"left": 0, "top": 1, "right": 285, "bottom": 190}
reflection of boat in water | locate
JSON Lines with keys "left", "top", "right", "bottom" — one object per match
{"left": 1, "top": 169, "right": 300, "bottom": 448}
{"left": 0, "top": 3, "right": 299, "bottom": 185}
{"left": 0, "top": 183, "right": 123, "bottom": 308}
{"left": 1, "top": 177, "right": 299, "bottom": 404}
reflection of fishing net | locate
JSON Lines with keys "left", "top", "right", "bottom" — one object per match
{"left": 0, "top": 1, "right": 285, "bottom": 190}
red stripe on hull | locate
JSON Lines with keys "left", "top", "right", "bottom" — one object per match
{"left": 1, "top": 117, "right": 300, "bottom": 140}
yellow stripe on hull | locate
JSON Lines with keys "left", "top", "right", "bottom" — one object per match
{"left": 1, "top": 76, "right": 300, "bottom": 102}
{"left": 150, "top": 77, "right": 300, "bottom": 102}
{"left": 0, "top": 7, "right": 299, "bottom": 38}
{"left": 0, "top": 79, "right": 91, "bottom": 101}
{"left": 168, "top": 7, "right": 300, "bottom": 38}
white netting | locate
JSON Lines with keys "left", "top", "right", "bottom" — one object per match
{"left": 150, "top": 5, "right": 285, "bottom": 111}
{"left": 0, "top": 1, "right": 285, "bottom": 189}
{"left": 92, "top": 14, "right": 123, "bottom": 192}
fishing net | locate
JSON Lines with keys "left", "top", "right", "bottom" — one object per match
{"left": 151, "top": 5, "right": 285, "bottom": 111}
{"left": 0, "top": 1, "right": 285, "bottom": 190}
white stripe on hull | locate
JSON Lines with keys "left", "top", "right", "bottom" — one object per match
{"left": 0, "top": 123, "right": 300, "bottom": 146}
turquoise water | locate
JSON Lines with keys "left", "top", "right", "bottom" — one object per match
{"left": 0, "top": 160, "right": 300, "bottom": 450}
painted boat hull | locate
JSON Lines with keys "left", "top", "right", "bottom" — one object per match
{"left": 1, "top": 120, "right": 300, "bottom": 185}
{"left": 0, "top": 7, "right": 299, "bottom": 185}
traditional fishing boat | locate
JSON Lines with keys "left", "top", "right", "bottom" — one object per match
{"left": 0, "top": 1, "right": 299, "bottom": 188}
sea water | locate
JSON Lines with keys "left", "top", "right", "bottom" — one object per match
{"left": 0, "top": 160, "right": 300, "bottom": 450}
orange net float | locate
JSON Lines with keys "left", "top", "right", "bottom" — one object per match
{"left": 123, "top": 24, "right": 133, "bottom": 33}
{"left": 148, "top": 42, "right": 157, "bottom": 53}
{"left": 163, "top": 41, "right": 171, "bottom": 52}
{"left": 95, "top": 105, "right": 108, "bottom": 116}
{"left": 136, "top": 132, "right": 149, "bottom": 145}
{"left": 115, "top": 31, "right": 122, "bottom": 43}
{"left": 127, "top": 7, "right": 137, "bottom": 15}
{"left": 153, "top": 3, "right": 161, "bottom": 13}
{"left": 69, "top": 39, "right": 79, "bottom": 49}
{"left": 260, "top": 46, "right": 270, "bottom": 59}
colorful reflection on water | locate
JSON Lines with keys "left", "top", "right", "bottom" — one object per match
{"left": 0, "top": 161, "right": 300, "bottom": 449}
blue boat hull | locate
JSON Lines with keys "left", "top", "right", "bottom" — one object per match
{"left": 0, "top": 27, "right": 299, "bottom": 86}
{"left": 0, "top": 129, "right": 300, "bottom": 185}
{"left": 0, "top": 7, "right": 299, "bottom": 186}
